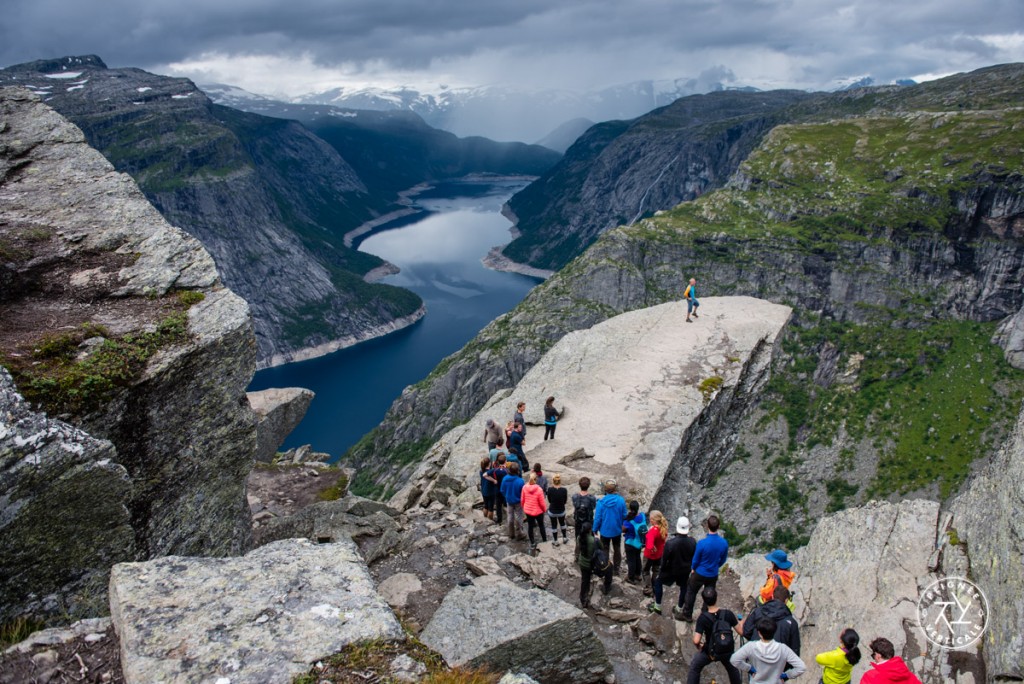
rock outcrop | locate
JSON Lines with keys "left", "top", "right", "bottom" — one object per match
{"left": 247, "top": 387, "right": 315, "bottom": 463}
{"left": 951, "top": 400, "right": 1024, "bottom": 680}
{"left": 0, "top": 87, "right": 256, "bottom": 622}
{"left": 420, "top": 575, "right": 611, "bottom": 683}
{"left": 109, "top": 537, "right": 403, "bottom": 684}
{"left": 392, "top": 297, "right": 791, "bottom": 511}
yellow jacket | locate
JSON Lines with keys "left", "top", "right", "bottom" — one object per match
{"left": 816, "top": 647, "right": 853, "bottom": 684}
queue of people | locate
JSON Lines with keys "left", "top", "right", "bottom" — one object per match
{"left": 477, "top": 403, "right": 923, "bottom": 684}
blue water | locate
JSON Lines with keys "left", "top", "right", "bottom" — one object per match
{"left": 249, "top": 178, "right": 540, "bottom": 459}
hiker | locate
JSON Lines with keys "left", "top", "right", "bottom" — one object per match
{"left": 543, "top": 396, "right": 558, "bottom": 440}
{"left": 623, "top": 500, "right": 648, "bottom": 584}
{"left": 508, "top": 422, "right": 528, "bottom": 473}
{"left": 687, "top": 586, "right": 742, "bottom": 684}
{"left": 741, "top": 585, "right": 801, "bottom": 656}
{"left": 642, "top": 510, "right": 668, "bottom": 594}
{"left": 513, "top": 402, "right": 527, "bottom": 438}
{"left": 488, "top": 454, "right": 508, "bottom": 525}
{"left": 759, "top": 548, "right": 796, "bottom": 604}
{"left": 546, "top": 473, "right": 569, "bottom": 546}
{"left": 593, "top": 479, "right": 627, "bottom": 573}
{"left": 479, "top": 457, "right": 498, "bottom": 521}
{"left": 500, "top": 462, "right": 526, "bottom": 540}
{"left": 484, "top": 418, "right": 503, "bottom": 450}
{"left": 572, "top": 477, "right": 598, "bottom": 541}
{"left": 504, "top": 419, "right": 515, "bottom": 444}
{"left": 684, "top": 277, "right": 700, "bottom": 322}
{"left": 860, "top": 637, "right": 922, "bottom": 684}
{"left": 648, "top": 516, "right": 696, "bottom": 617}
{"left": 730, "top": 618, "right": 806, "bottom": 684}
{"left": 521, "top": 471, "right": 548, "bottom": 553}
{"left": 815, "top": 628, "right": 861, "bottom": 684}
{"left": 532, "top": 462, "right": 549, "bottom": 492}
{"left": 681, "top": 514, "right": 729, "bottom": 620}
{"left": 576, "top": 521, "right": 611, "bottom": 608}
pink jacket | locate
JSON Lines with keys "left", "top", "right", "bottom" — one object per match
{"left": 521, "top": 483, "right": 548, "bottom": 516}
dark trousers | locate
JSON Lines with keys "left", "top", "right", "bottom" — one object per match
{"left": 580, "top": 565, "right": 612, "bottom": 607}
{"left": 625, "top": 544, "right": 643, "bottom": 580}
{"left": 494, "top": 493, "right": 505, "bottom": 524}
{"left": 653, "top": 574, "right": 687, "bottom": 607}
{"left": 601, "top": 534, "right": 622, "bottom": 572}
{"left": 544, "top": 424, "right": 556, "bottom": 439}
{"left": 526, "top": 513, "right": 548, "bottom": 545}
{"left": 686, "top": 651, "right": 741, "bottom": 684}
{"left": 683, "top": 570, "right": 718, "bottom": 618}
{"left": 642, "top": 557, "right": 661, "bottom": 584}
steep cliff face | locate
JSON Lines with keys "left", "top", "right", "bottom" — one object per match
{"left": 0, "top": 56, "right": 421, "bottom": 367}
{"left": 0, "top": 88, "right": 257, "bottom": 623}
{"left": 503, "top": 63, "right": 1024, "bottom": 272}
{"left": 348, "top": 75, "right": 1024, "bottom": 499}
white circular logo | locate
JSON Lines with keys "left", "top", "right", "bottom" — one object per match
{"left": 917, "top": 577, "right": 989, "bottom": 650}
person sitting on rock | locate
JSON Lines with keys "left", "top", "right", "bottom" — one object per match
{"left": 521, "top": 471, "right": 549, "bottom": 554}
{"left": 759, "top": 548, "right": 796, "bottom": 605}
{"left": 575, "top": 521, "right": 611, "bottom": 608}
{"left": 642, "top": 510, "right": 669, "bottom": 594}
{"left": 648, "top": 516, "right": 696, "bottom": 616}
{"left": 687, "top": 586, "right": 743, "bottom": 684}
{"left": 487, "top": 454, "right": 508, "bottom": 526}
{"left": 860, "top": 637, "right": 922, "bottom": 684}
{"left": 815, "top": 628, "right": 861, "bottom": 684}
{"left": 740, "top": 585, "right": 801, "bottom": 656}
{"left": 484, "top": 417, "right": 503, "bottom": 450}
{"left": 546, "top": 473, "right": 569, "bottom": 546}
{"left": 500, "top": 462, "right": 526, "bottom": 541}
{"left": 571, "top": 477, "right": 598, "bottom": 541}
{"left": 593, "top": 479, "right": 627, "bottom": 574}
{"left": 479, "top": 457, "right": 498, "bottom": 522}
{"left": 730, "top": 618, "right": 806, "bottom": 684}
{"left": 623, "top": 500, "right": 648, "bottom": 584}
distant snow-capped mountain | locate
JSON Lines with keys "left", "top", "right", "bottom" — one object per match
{"left": 833, "top": 76, "right": 918, "bottom": 91}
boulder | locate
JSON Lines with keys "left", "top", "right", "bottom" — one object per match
{"left": 109, "top": 538, "right": 403, "bottom": 684}
{"left": 420, "top": 575, "right": 611, "bottom": 683}
{"left": 256, "top": 495, "right": 402, "bottom": 548}
{"left": 993, "top": 307, "right": 1024, "bottom": 370}
{"left": 378, "top": 572, "right": 423, "bottom": 610}
{"left": 247, "top": 388, "right": 315, "bottom": 463}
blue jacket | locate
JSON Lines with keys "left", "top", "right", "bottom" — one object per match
{"left": 593, "top": 492, "right": 627, "bottom": 538}
{"left": 480, "top": 469, "right": 496, "bottom": 497}
{"left": 500, "top": 474, "right": 525, "bottom": 504}
{"left": 691, "top": 532, "right": 729, "bottom": 577}
{"left": 508, "top": 430, "right": 525, "bottom": 456}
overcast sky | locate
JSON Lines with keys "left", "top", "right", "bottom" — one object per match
{"left": 3, "top": 0, "right": 1023, "bottom": 97}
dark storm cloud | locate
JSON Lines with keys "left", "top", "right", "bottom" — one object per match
{"left": 2, "top": 0, "right": 1022, "bottom": 90}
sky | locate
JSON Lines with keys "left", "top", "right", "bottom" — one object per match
{"left": 2, "top": 0, "right": 1023, "bottom": 99}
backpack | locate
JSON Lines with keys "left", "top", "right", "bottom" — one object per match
{"left": 627, "top": 516, "right": 649, "bottom": 549}
{"left": 709, "top": 610, "right": 735, "bottom": 660}
{"left": 591, "top": 541, "right": 612, "bottom": 572}
{"left": 574, "top": 495, "right": 594, "bottom": 526}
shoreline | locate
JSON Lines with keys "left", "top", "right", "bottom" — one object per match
{"left": 257, "top": 304, "right": 427, "bottom": 370}
{"left": 343, "top": 183, "right": 433, "bottom": 248}
{"left": 481, "top": 246, "right": 553, "bottom": 280}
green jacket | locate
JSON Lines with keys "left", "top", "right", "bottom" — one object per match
{"left": 577, "top": 534, "right": 599, "bottom": 570}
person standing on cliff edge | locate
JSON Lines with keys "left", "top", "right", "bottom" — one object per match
{"left": 684, "top": 277, "right": 700, "bottom": 322}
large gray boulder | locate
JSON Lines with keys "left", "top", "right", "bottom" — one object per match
{"left": 109, "top": 538, "right": 402, "bottom": 684}
{"left": 994, "top": 306, "right": 1024, "bottom": 370}
{"left": 420, "top": 575, "right": 611, "bottom": 683}
{"left": 951, "top": 400, "right": 1024, "bottom": 680}
{"left": 247, "top": 387, "right": 315, "bottom": 463}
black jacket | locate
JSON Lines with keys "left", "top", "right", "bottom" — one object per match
{"left": 742, "top": 599, "right": 801, "bottom": 655}
{"left": 659, "top": 533, "right": 696, "bottom": 579}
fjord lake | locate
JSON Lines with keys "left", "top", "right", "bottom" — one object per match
{"left": 249, "top": 177, "right": 541, "bottom": 460}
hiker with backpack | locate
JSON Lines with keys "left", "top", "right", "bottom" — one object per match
{"left": 759, "top": 549, "right": 796, "bottom": 604}
{"left": 815, "top": 628, "right": 861, "bottom": 684}
{"left": 532, "top": 462, "right": 549, "bottom": 492}
{"left": 546, "top": 473, "right": 569, "bottom": 547}
{"left": 623, "top": 500, "right": 648, "bottom": 584}
{"left": 684, "top": 277, "right": 700, "bottom": 323}
{"left": 521, "top": 471, "right": 549, "bottom": 554}
{"left": 479, "top": 457, "right": 498, "bottom": 522}
{"left": 500, "top": 462, "right": 526, "bottom": 541}
{"left": 642, "top": 510, "right": 668, "bottom": 594}
{"left": 593, "top": 479, "right": 627, "bottom": 574}
{"left": 488, "top": 454, "right": 508, "bottom": 525}
{"left": 648, "top": 516, "right": 696, "bottom": 617}
{"left": 730, "top": 618, "right": 806, "bottom": 684}
{"left": 740, "top": 585, "right": 801, "bottom": 656}
{"left": 575, "top": 521, "right": 612, "bottom": 608}
{"left": 572, "top": 477, "right": 598, "bottom": 541}
{"left": 687, "top": 586, "right": 743, "bottom": 684}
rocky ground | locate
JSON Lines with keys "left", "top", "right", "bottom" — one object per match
{"left": 0, "top": 620, "right": 122, "bottom": 684}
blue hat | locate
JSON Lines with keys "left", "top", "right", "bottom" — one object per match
{"left": 765, "top": 549, "right": 793, "bottom": 570}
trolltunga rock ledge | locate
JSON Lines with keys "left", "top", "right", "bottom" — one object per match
{"left": 109, "top": 538, "right": 402, "bottom": 684}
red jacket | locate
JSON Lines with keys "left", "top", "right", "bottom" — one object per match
{"left": 644, "top": 526, "right": 666, "bottom": 559}
{"left": 861, "top": 657, "right": 922, "bottom": 684}
{"left": 521, "top": 483, "right": 548, "bottom": 516}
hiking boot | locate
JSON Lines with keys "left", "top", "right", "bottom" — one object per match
{"left": 552, "top": 538, "right": 560, "bottom": 547}
{"left": 643, "top": 586, "right": 653, "bottom": 597}
{"left": 686, "top": 317, "right": 693, "bottom": 323}
{"left": 647, "top": 603, "right": 662, "bottom": 615}
{"left": 672, "top": 606, "right": 693, "bottom": 622}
